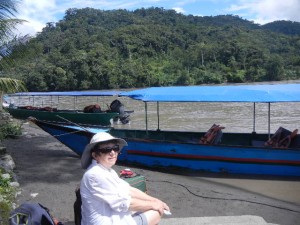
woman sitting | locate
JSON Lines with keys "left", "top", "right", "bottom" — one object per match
{"left": 80, "top": 132, "right": 170, "bottom": 225}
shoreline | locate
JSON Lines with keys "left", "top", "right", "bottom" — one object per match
{"left": 3, "top": 122, "right": 300, "bottom": 225}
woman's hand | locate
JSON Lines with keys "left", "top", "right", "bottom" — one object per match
{"left": 151, "top": 198, "right": 170, "bottom": 215}
{"left": 129, "top": 187, "right": 170, "bottom": 214}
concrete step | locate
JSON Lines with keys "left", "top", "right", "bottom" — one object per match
{"left": 160, "top": 215, "right": 278, "bottom": 225}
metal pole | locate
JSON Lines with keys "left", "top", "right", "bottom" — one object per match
{"left": 157, "top": 102, "right": 160, "bottom": 131}
{"left": 268, "top": 102, "right": 271, "bottom": 139}
{"left": 145, "top": 102, "right": 148, "bottom": 135}
{"left": 253, "top": 102, "right": 256, "bottom": 133}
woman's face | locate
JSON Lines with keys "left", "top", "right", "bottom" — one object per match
{"left": 92, "top": 142, "right": 120, "bottom": 168}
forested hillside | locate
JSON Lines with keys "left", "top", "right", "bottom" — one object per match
{"left": 1, "top": 7, "right": 300, "bottom": 91}
{"left": 261, "top": 20, "right": 300, "bottom": 36}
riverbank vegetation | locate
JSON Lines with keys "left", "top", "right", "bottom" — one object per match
{"left": 0, "top": 120, "right": 22, "bottom": 141}
{"left": 0, "top": 168, "right": 17, "bottom": 225}
{"left": 1, "top": 7, "right": 300, "bottom": 91}
{"left": 0, "top": 118, "right": 22, "bottom": 225}
{"left": 0, "top": 119, "right": 22, "bottom": 225}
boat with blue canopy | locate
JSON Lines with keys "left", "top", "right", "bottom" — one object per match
{"left": 29, "top": 84, "right": 300, "bottom": 177}
{"left": 4, "top": 90, "right": 132, "bottom": 126}
{"left": 119, "top": 83, "right": 300, "bottom": 135}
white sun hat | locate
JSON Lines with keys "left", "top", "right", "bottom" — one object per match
{"left": 81, "top": 132, "right": 127, "bottom": 169}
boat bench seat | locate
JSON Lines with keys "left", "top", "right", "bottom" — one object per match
{"left": 251, "top": 140, "right": 265, "bottom": 147}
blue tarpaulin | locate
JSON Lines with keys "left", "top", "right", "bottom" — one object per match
{"left": 8, "top": 84, "right": 300, "bottom": 103}
{"left": 9, "top": 90, "right": 120, "bottom": 97}
{"left": 120, "top": 84, "right": 300, "bottom": 102}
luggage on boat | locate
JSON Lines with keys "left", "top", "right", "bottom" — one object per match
{"left": 83, "top": 104, "right": 102, "bottom": 113}
{"left": 200, "top": 124, "right": 225, "bottom": 145}
{"left": 265, "top": 127, "right": 298, "bottom": 148}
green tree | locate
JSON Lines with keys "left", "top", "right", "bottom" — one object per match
{"left": 3, "top": 7, "right": 300, "bottom": 90}
{"left": 265, "top": 55, "right": 285, "bottom": 80}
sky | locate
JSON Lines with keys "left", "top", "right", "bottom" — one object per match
{"left": 15, "top": 0, "right": 300, "bottom": 37}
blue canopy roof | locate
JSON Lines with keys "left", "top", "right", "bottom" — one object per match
{"left": 120, "top": 84, "right": 300, "bottom": 103}
{"left": 9, "top": 90, "right": 120, "bottom": 97}
{"left": 8, "top": 84, "right": 300, "bottom": 102}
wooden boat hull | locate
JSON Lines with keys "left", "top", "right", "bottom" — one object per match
{"left": 31, "top": 119, "right": 300, "bottom": 177}
{"left": 117, "top": 140, "right": 300, "bottom": 176}
{"left": 6, "top": 107, "right": 119, "bottom": 126}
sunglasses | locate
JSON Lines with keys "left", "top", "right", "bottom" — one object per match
{"left": 97, "top": 145, "right": 120, "bottom": 154}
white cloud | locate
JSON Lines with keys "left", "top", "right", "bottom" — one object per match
{"left": 227, "top": 0, "right": 300, "bottom": 24}
{"left": 15, "top": 0, "right": 155, "bottom": 36}
{"left": 15, "top": 21, "right": 44, "bottom": 38}
{"left": 172, "top": 7, "right": 185, "bottom": 13}
{"left": 13, "top": 0, "right": 300, "bottom": 37}
{"left": 16, "top": 0, "right": 58, "bottom": 37}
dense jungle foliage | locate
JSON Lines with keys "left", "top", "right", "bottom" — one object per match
{"left": 1, "top": 7, "right": 300, "bottom": 91}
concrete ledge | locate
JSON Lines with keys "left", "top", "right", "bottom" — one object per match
{"left": 160, "top": 215, "right": 278, "bottom": 225}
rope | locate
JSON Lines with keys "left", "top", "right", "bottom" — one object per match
{"left": 148, "top": 179, "right": 300, "bottom": 214}
{"left": 28, "top": 122, "right": 87, "bottom": 137}
{"left": 52, "top": 130, "right": 84, "bottom": 137}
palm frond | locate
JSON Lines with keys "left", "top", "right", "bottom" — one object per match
{"left": 0, "top": 19, "right": 26, "bottom": 42}
{"left": 0, "top": 0, "right": 19, "bottom": 19}
{"left": 0, "top": 78, "right": 27, "bottom": 93}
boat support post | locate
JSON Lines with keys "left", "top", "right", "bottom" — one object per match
{"left": 268, "top": 102, "right": 271, "bottom": 139}
{"left": 253, "top": 102, "right": 256, "bottom": 133}
{"left": 157, "top": 102, "right": 160, "bottom": 131}
{"left": 145, "top": 102, "right": 148, "bottom": 135}
{"left": 74, "top": 96, "right": 77, "bottom": 110}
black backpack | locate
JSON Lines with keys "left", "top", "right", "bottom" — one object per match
{"left": 9, "top": 202, "right": 59, "bottom": 225}
{"left": 73, "top": 188, "right": 82, "bottom": 225}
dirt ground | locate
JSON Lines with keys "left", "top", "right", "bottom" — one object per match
{"left": 3, "top": 122, "right": 300, "bottom": 225}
